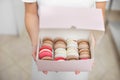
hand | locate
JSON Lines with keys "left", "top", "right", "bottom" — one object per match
{"left": 32, "top": 46, "right": 37, "bottom": 61}
{"left": 32, "top": 46, "right": 48, "bottom": 75}
{"left": 75, "top": 71, "right": 80, "bottom": 75}
{"left": 42, "top": 71, "right": 48, "bottom": 75}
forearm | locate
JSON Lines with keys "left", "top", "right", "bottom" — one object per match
{"left": 25, "top": 12, "right": 39, "bottom": 47}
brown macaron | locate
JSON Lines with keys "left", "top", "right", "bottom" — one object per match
{"left": 79, "top": 48, "right": 90, "bottom": 54}
{"left": 67, "top": 55, "right": 79, "bottom": 60}
{"left": 80, "top": 51, "right": 90, "bottom": 55}
{"left": 54, "top": 43, "right": 66, "bottom": 50}
{"left": 42, "top": 42, "right": 53, "bottom": 48}
{"left": 78, "top": 40, "right": 89, "bottom": 49}
{"left": 79, "top": 54, "right": 90, "bottom": 59}
{"left": 54, "top": 38, "right": 66, "bottom": 45}
{"left": 43, "top": 37, "right": 53, "bottom": 44}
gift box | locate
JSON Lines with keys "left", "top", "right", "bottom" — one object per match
{"left": 36, "top": 6, "right": 105, "bottom": 72}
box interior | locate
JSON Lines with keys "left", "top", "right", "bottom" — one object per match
{"left": 36, "top": 29, "right": 94, "bottom": 60}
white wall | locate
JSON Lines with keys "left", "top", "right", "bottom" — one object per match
{"left": 106, "top": 0, "right": 120, "bottom": 10}
{"left": 0, "top": 0, "right": 17, "bottom": 35}
{"left": 111, "top": 0, "right": 120, "bottom": 10}
{"left": 0, "top": 0, "right": 25, "bottom": 35}
{"left": 12, "top": 0, "right": 25, "bottom": 35}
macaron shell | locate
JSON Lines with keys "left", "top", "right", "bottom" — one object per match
{"left": 80, "top": 54, "right": 90, "bottom": 59}
{"left": 54, "top": 38, "right": 66, "bottom": 44}
{"left": 67, "top": 55, "right": 79, "bottom": 60}
{"left": 78, "top": 44, "right": 89, "bottom": 49}
{"left": 44, "top": 40, "right": 53, "bottom": 45}
{"left": 39, "top": 45, "right": 52, "bottom": 51}
{"left": 80, "top": 57, "right": 90, "bottom": 60}
{"left": 40, "top": 49, "right": 52, "bottom": 54}
{"left": 55, "top": 48, "right": 66, "bottom": 54}
{"left": 78, "top": 40, "right": 89, "bottom": 44}
{"left": 67, "top": 39, "right": 78, "bottom": 48}
{"left": 54, "top": 43, "right": 66, "bottom": 49}
{"left": 43, "top": 37, "right": 53, "bottom": 43}
{"left": 41, "top": 56, "right": 53, "bottom": 60}
{"left": 67, "top": 52, "right": 79, "bottom": 57}
{"left": 79, "top": 51, "right": 90, "bottom": 55}
{"left": 67, "top": 48, "right": 78, "bottom": 53}
{"left": 67, "top": 44, "right": 78, "bottom": 48}
{"left": 55, "top": 57, "right": 66, "bottom": 61}
{"left": 39, "top": 51, "right": 52, "bottom": 59}
{"left": 55, "top": 53, "right": 67, "bottom": 58}
{"left": 55, "top": 41, "right": 66, "bottom": 45}
{"left": 42, "top": 43, "right": 53, "bottom": 48}
{"left": 79, "top": 48, "right": 89, "bottom": 53}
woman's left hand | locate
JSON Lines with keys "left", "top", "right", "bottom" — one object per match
{"left": 75, "top": 71, "right": 80, "bottom": 75}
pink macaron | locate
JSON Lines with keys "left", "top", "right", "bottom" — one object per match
{"left": 39, "top": 51, "right": 52, "bottom": 59}
{"left": 39, "top": 45, "right": 52, "bottom": 51}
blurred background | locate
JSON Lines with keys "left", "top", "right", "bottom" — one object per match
{"left": 0, "top": 0, "right": 120, "bottom": 80}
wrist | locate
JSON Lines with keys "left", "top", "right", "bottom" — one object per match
{"left": 32, "top": 45, "right": 37, "bottom": 51}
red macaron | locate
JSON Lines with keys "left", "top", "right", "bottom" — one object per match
{"left": 39, "top": 45, "right": 52, "bottom": 51}
{"left": 39, "top": 51, "right": 52, "bottom": 59}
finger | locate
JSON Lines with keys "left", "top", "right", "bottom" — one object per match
{"left": 32, "top": 46, "right": 37, "bottom": 61}
{"left": 32, "top": 53, "right": 36, "bottom": 61}
{"left": 75, "top": 71, "right": 80, "bottom": 75}
{"left": 42, "top": 71, "right": 48, "bottom": 75}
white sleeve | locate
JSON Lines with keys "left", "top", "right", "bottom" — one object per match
{"left": 22, "top": 0, "right": 36, "bottom": 3}
{"left": 96, "top": 0, "right": 108, "bottom": 2}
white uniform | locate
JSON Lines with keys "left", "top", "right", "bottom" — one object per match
{"left": 22, "top": 0, "right": 107, "bottom": 80}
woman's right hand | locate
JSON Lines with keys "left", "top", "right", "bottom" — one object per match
{"left": 32, "top": 46, "right": 48, "bottom": 75}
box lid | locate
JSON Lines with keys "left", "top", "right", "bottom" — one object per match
{"left": 39, "top": 6, "right": 105, "bottom": 44}
{"left": 40, "top": 6, "right": 105, "bottom": 31}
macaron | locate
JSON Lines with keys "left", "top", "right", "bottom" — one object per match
{"left": 55, "top": 57, "right": 66, "bottom": 61}
{"left": 39, "top": 51, "right": 52, "bottom": 59}
{"left": 67, "top": 39, "right": 78, "bottom": 48}
{"left": 67, "top": 55, "right": 79, "bottom": 60}
{"left": 39, "top": 45, "right": 52, "bottom": 51}
{"left": 40, "top": 49, "right": 52, "bottom": 54}
{"left": 78, "top": 43, "right": 89, "bottom": 49}
{"left": 55, "top": 41, "right": 66, "bottom": 45}
{"left": 41, "top": 56, "right": 53, "bottom": 60}
{"left": 80, "top": 51, "right": 90, "bottom": 55}
{"left": 78, "top": 40, "right": 89, "bottom": 49}
{"left": 55, "top": 53, "right": 67, "bottom": 59}
{"left": 42, "top": 42, "right": 53, "bottom": 48}
{"left": 54, "top": 38, "right": 66, "bottom": 45}
{"left": 67, "top": 52, "right": 79, "bottom": 57}
{"left": 54, "top": 43, "right": 66, "bottom": 50}
{"left": 80, "top": 58, "right": 90, "bottom": 60}
{"left": 79, "top": 48, "right": 89, "bottom": 53}
{"left": 78, "top": 40, "right": 89, "bottom": 44}
{"left": 55, "top": 48, "right": 66, "bottom": 54}
{"left": 79, "top": 48, "right": 90, "bottom": 55}
{"left": 43, "top": 40, "right": 53, "bottom": 45}
{"left": 67, "top": 47, "right": 78, "bottom": 53}
{"left": 79, "top": 54, "right": 90, "bottom": 59}
{"left": 43, "top": 37, "right": 53, "bottom": 44}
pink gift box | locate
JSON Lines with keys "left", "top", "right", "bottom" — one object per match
{"left": 36, "top": 6, "right": 105, "bottom": 72}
